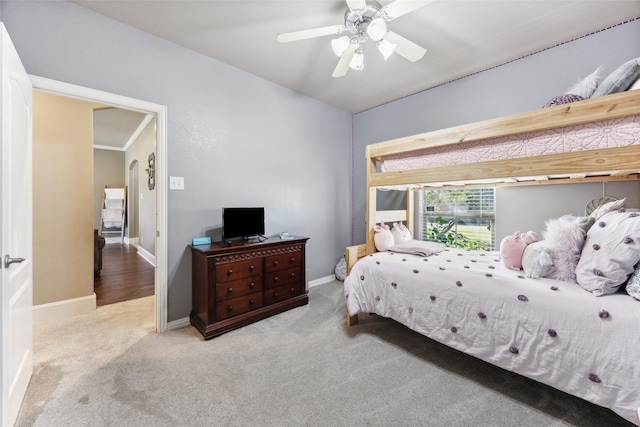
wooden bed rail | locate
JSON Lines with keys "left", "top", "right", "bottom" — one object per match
{"left": 345, "top": 244, "right": 367, "bottom": 275}
{"left": 367, "top": 90, "right": 640, "bottom": 159}
{"left": 345, "top": 244, "right": 367, "bottom": 326}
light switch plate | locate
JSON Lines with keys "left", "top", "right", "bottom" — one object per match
{"left": 169, "top": 176, "right": 184, "bottom": 190}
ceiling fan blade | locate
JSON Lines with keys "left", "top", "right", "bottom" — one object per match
{"left": 383, "top": 30, "right": 426, "bottom": 62}
{"left": 382, "top": 0, "right": 434, "bottom": 20}
{"left": 332, "top": 43, "right": 358, "bottom": 78}
{"left": 277, "top": 25, "right": 345, "bottom": 43}
{"left": 345, "top": 0, "right": 367, "bottom": 12}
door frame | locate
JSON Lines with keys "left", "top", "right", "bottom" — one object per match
{"left": 30, "top": 75, "right": 168, "bottom": 333}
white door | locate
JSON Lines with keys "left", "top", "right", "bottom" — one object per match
{"left": 0, "top": 23, "right": 33, "bottom": 427}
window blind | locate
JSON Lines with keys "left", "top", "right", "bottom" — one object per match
{"left": 417, "top": 188, "right": 495, "bottom": 250}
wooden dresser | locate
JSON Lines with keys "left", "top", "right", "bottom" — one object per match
{"left": 190, "top": 236, "right": 309, "bottom": 339}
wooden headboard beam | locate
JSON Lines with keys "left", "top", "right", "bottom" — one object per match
{"left": 367, "top": 90, "right": 640, "bottom": 158}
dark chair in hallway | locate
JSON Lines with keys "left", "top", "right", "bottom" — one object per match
{"left": 94, "top": 229, "right": 105, "bottom": 277}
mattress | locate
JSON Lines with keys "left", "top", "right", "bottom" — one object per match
{"left": 344, "top": 248, "right": 640, "bottom": 425}
{"left": 381, "top": 115, "right": 640, "bottom": 173}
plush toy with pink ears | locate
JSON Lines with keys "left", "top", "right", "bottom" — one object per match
{"left": 499, "top": 230, "right": 539, "bottom": 270}
{"left": 373, "top": 223, "right": 394, "bottom": 252}
{"left": 391, "top": 222, "right": 411, "bottom": 244}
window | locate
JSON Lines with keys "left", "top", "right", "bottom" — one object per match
{"left": 417, "top": 188, "right": 495, "bottom": 250}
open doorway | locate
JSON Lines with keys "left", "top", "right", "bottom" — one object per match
{"left": 93, "top": 109, "right": 156, "bottom": 306}
{"left": 31, "top": 76, "right": 168, "bottom": 333}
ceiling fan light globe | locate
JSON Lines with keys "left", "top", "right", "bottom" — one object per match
{"left": 349, "top": 49, "right": 364, "bottom": 71}
{"left": 331, "top": 36, "right": 351, "bottom": 57}
{"left": 377, "top": 39, "right": 396, "bottom": 60}
{"left": 366, "top": 17, "right": 387, "bottom": 41}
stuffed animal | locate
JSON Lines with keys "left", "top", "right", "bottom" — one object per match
{"left": 500, "top": 231, "right": 539, "bottom": 270}
{"left": 524, "top": 245, "right": 553, "bottom": 279}
{"left": 334, "top": 254, "right": 347, "bottom": 281}
{"left": 391, "top": 222, "right": 411, "bottom": 245}
{"left": 373, "top": 223, "right": 394, "bottom": 252}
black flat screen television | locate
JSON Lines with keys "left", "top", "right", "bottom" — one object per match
{"left": 222, "top": 207, "right": 265, "bottom": 241}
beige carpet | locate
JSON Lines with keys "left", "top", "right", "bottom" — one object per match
{"left": 15, "top": 281, "right": 634, "bottom": 426}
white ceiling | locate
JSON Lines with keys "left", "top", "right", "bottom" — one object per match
{"left": 93, "top": 107, "right": 149, "bottom": 150}
{"left": 73, "top": 0, "right": 640, "bottom": 113}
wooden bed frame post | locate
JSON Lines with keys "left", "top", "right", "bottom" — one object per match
{"left": 406, "top": 188, "right": 414, "bottom": 237}
{"left": 365, "top": 151, "right": 378, "bottom": 255}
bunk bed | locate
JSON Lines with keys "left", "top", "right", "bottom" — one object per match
{"left": 344, "top": 89, "right": 640, "bottom": 425}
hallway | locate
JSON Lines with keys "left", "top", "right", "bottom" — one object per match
{"left": 94, "top": 243, "right": 154, "bottom": 306}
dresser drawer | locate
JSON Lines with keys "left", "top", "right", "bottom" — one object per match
{"left": 265, "top": 251, "right": 301, "bottom": 272}
{"left": 215, "top": 292, "right": 263, "bottom": 321}
{"left": 265, "top": 266, "right": 300, "bottom": 289}
{"left": 215, "top": 259, "right": 263, "bottom": 282}
{"left": 215, "top": 277, "right": 262, "bottom": 302}
{"left": 265, "top": 283, "right": 302, "bottom": 305}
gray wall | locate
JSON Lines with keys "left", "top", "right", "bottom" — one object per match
{"left": 353, "top": 19, "right": 640, "bottom": 245}
{"left": 496, "top": 181, "right": 640, "bottom": 243}
{"left": 125, "top": 117, "right": 156, "bottom": 255}
{"left": 2, "top": 1, "right": 352, "bottom": 322}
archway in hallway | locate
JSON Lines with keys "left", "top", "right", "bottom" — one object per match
{"left": 129, "top": 159, "right": 139, "bottom": 246}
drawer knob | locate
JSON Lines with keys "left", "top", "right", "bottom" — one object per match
{"left": 249, "top": 282, "right": 255, "bottom": 289}
{"left": 273, "top": 260, "right": 279, "bottom": 266}
{"left": 290, "top": 287, "right": 295, "bottom": 293}
{"left": 273, "top": 292, "right": 279, "bottom": 298}
{"left": 227, "top": 269, "right": 233, "bottom": 276}
{"left": 249, "top": 265, "right": 255, "bottom": 271}
{"left": 249, "top": 299, "right": 255, "bottom": 305}
{"left": 273, "top": 276, "right": 279, "bottom": 283}
{"left": 227, "top": 306, "right": 233, "bottom": 312}
{"left": 290, "top": 272, "right": 295, "bottom": 279}
{"left": 227, "top": 287, "right": 233, "bottom": 294}
{"left": 290, "top": 257, "right": 295, "bottom": 263}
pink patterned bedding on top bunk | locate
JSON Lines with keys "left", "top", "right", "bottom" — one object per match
{"left": 381, "top": 115, "right": 640, "bottom": 172}
{"left": 344, "top": 247, "right": 640, "bottom": 425}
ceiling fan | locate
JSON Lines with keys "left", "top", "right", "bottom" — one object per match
{"left": 277, "top": 0, "right": 432, "bottom": 78}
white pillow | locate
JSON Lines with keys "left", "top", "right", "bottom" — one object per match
{"left": 565, "top": 67, "right": 601, "bottom": 98}
{"left": 589, "top": 198, "right": 625, "bottom": 220}
{"left": 543, "top": 215, "right": 593, "bottom": 283}
{"left": 576, "top": 210, "right": 640, "bottom": 296}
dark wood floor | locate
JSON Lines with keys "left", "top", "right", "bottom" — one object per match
{"left": 94, "top": 243, "right": 155, "bottom": 306}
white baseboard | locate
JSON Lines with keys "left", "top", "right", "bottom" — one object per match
{"left": 33, "top": 293, "right": 96, "bottom": 323}
{"left": 167, "top": 316, "right": 191, "bottom": 331}
{"left": 309, "top": 275, "right": 337, "bottom": 288}
{"left": 137, "top": 245, "right": 156, "bottom": 267}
